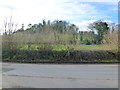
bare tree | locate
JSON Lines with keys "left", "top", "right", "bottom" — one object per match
{"left": 3, "top": 15, "right": 18, "bottom": 35}
{"left": 2, "top": 15, "right": 18, "bottom": 49}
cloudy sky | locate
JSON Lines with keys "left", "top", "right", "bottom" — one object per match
{"left": 0, "top": 0, "right": 119, "bottom": 33}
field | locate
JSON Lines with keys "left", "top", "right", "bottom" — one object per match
{"left": 19, "top": 44, "right": 118, "bottom": 51}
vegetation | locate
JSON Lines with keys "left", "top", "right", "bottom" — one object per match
{"left": 2, "top": 49, "right": 118, "bottom": 63}
{"left": 88, "top": 20, "right": 109, "bottom": 44}
{"left": 2, "top": 18, "right": 119, "bottom": 63}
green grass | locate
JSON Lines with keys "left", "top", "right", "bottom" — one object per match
{"left": 3, "top": 59, "right": 119, "bottom": 63}
{"left": 18, "top": 44, "right": 118, "bottom": 51}
{"left": 99, "top": 59, "right": 119, "bottom": 63}
{"left": 74, "top": 45, "right": 102, "bottom": 50}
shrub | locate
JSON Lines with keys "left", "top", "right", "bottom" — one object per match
{"left": 2, "top": 49, "right": 118, "bottom": 63}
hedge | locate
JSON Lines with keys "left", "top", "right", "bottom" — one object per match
{"left": 2, "top": 49, "right": 119, "bottom": 63}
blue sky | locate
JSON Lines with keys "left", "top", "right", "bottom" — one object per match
{"left": 0, "top": 0, "right": 119, "bottom": 32}
{"left": 84, "top": 2, "right": 118, "bottom": 23}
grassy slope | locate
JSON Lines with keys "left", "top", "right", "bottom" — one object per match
{"left": 18, "top": 44, "right": 118, "bottom": 51}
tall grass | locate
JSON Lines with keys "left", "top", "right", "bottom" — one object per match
{"left": 102, "top": 30, "right": 118, "bottom": 52}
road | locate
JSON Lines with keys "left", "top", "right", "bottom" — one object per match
{"left": 2, "top": 63, "right": 118, "bottom": 88}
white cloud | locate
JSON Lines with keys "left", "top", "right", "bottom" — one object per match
{"left": 68, "top": 0, "right": 119, "bottom": 3}
{"left": 74, "top": 20, "right": 96, "bottom": 31}
{"left": 74, "top": 20, "right": 114, "bottom": 31}
{"left": 103, "top": 20, "right": 114, "bottom": 24}
{"left": 112, "top": 7, "right": 118, "bottom": 11}
{"left": 0, "top": 0, "right": 69, "bottom": 27}
{"left": 0, "top": 0, "right": 117, "bottom": 34}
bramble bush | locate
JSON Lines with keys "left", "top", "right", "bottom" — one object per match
{"left": 2, "top": 49, "right": 118, "bottom": 63}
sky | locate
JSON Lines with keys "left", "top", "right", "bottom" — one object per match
{"left": 0, "top": 0, "right": 119, "bottom": 33}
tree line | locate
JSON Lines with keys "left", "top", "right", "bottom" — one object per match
{"left": 2, "top": 19, "right": 118, "bottom": 49}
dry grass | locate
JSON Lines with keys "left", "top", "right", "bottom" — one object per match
{"left": 102, "top": 30, "right": 118, "bottom": 51}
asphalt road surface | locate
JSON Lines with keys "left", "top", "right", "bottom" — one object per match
{"left": 2, "top": 63, "right": 118, "bottom": 88}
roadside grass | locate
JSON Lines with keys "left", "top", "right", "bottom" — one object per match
{"left": 99, "top": 59, "right": 119, "bottom": 63}
{"left": 3, "top": 59, "right": 119, "bottom": 63}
